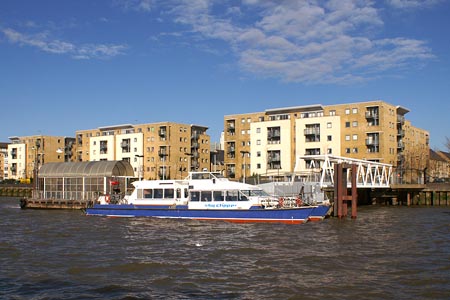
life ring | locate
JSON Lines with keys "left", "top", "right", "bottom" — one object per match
{"left": 296, "top": 197, "right": 303, "bottom": 207}
{"left": 105, "top": 195, "right": 110, "bottom": 204}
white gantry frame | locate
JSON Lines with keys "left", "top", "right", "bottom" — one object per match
{"left": 297, "top": 155, "right": 393, "bottom": 189}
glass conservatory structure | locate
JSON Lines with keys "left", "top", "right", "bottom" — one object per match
{"left": 36, "top": 161, "right": 135, "bottom": 201}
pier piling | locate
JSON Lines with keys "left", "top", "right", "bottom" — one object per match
{"left": 334, "top": 163, "right": 358, "bottom": 219}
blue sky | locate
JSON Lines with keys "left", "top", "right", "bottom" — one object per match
{"left": 1, "top": 0, "right": 449, "bottom": 149}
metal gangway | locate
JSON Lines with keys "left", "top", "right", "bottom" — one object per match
{"left": 296, "top": 155, "right": 393, "bottom": 189}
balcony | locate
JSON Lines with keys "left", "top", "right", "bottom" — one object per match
{"left": 158, "top": 149, "right": 167, "bottom": 157}
{"left": 365, "top": 138, "right": 379, "bottom": 146}
{"left": 365, "top": 111, "right": 379, "bottom": 119}
{"left": 268, "top": 155, "right": 281, "bottom": 163}
{"left": 158, "top": 128, "right": 167, "bottom": 137}
{"left": 227, "top": 124, "right": 235, "bottom": 131}
{"left": 305, "top": 149, "right": 320, "bottom": 156}
{"left": 268, "top": 131, "right": 281, "bottom": 138}
{"left": 191, "top": 131, "right": 200, "bottom": 140}
{"left": 304, "top": 128, "right": 320, "bottom": 136}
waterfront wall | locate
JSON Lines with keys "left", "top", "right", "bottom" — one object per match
{"left": 0, "top": 185, "right": 32, "bottom": 198}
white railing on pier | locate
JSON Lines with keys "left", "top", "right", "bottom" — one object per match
{"left": 296, "top": 155, "right": 393, "bottom": 189}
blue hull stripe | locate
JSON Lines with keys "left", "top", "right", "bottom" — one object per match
{"left": 85, "top": 204, "right": 329, "bottom": 222}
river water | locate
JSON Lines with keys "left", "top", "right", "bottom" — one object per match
{"left": 0, "top": 197, "right": 449, "bottom": 300}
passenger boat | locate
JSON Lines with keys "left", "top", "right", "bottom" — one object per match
{"left": 86, "top": 172, "right": 329, "bottom": 224}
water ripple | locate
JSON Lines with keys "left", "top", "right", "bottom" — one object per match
{"left": 1, "top": 198, "right": 449, "bottom": 299}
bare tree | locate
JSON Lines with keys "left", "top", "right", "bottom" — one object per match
{"left": 446, "top": 137, "right": 450, "bottom": 152}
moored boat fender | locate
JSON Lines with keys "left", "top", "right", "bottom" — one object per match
{"left": 278, "top": 197, "right": 284, "bottom": 208}
{"left": 19, "top": 198, "right": 27, "bottom": 209}
{"left": 105, "top": 195, "right": 110, "bottom": 204}
{"left": 296, "top": 197, "right": 303, "bottom": 207}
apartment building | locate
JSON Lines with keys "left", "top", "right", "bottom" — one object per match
{"left": 224, "top": 100, "right": 429, "bottom": 180}
{"left": 429, "top": 150, "right": 450, "bottom": 181}
{"left": 75, "top": 122, "right": 210, "bottom": 180}
{"left": 0, "top": 142, "right": 9, "bottom": 181}
{"left": 7, "top": 135, "right": 75, "bottom": 181}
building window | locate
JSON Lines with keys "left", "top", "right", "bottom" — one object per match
{"left": 353, "top": 148, "right": 358, "bottom": 153}
{"left": 353, "top": 121, "right": 358, "bottom": 127}
{"left": 257, "top": 163, "right": 261, "bottom": 169}
{"left": 247, "top": 118, "right": 251, "bottom": 123}
{"left": 256, "top": 128, "right": 261, "bottom": 133}
{"left": 327, "top": 148, "right": 332, "bottom": 154}
{"left": 345, "top": 108, "right": 350, "bottom": 115}
{"left": 327, "top": 135, "right": 332, "bottom": 141}
{"left": 345, "top": 148, "right": 350, "bottom": 154}
{"left": 345, "top": 122, "right": 350, "bottom": 128}
{"left": 330, "top": 110, "right": 336, "bottom": 116}
{"left": 257, "top": 151, "right": 261, "bottom": 157}
{"left": 327, "top": 122, "right": 332, "bottom": 128}
{"left": 353, "top": 134, "right": 358, "bottom": 140}
{"left": 256, "top": 140, "right": 261, "bottom": 145}
{"left": 267, "top": 126, "right": 281, "bottom": 144}
{"left": 100, "top": 141, "right": 108, "bottom": 154}
{"left": 352, "top": 108, "right": 358, "bottom": 114}
{"left": 345, "top": 135, "right": 350, "bottom": 141}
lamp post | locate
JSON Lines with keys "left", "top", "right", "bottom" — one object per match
{"left": 240, "top": 150, "right": 249, "bottom": 183}
{"left": 135, "top": 155, "right": 144, "bottom": 180}
{"left": 31, "top": 145, "right": 40, "bottom": 197}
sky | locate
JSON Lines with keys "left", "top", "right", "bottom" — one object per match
{"left": 0, "top": 0, "right": 449, "bottom": 150}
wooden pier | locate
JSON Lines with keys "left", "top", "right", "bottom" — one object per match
{"left": 19, "top": 198, "right": 93, "bottom": 210}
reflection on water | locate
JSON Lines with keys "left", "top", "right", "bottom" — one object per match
{"left": 0, "top": 197, "right": 449, "bottom": 299}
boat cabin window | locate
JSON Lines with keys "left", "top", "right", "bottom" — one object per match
{"left": 176, "top": 188, "right": 189, "bottom": 199}
{"left": 225, "top": 190, "right": 238, "bottom": 201}
{"left": 213, "top": 191, "right": 223, "bottom": 201}
{"left": 190, "top": 191, "right": 200, "bottom": 201}
{"left": 137, "top": 189, "right": 153, "bottom": 198}
{"left": 189, "top": 190, "right": 248, "bottom": 202}
{"left": 138, "top": 188, "right": 176, "bottom": 199}
{"left": 241, "top": 189, "right": 269, "bottom": 197}
{"left": 225, "top": 190, "right": 247, "bottom": 201}
{"left": 154, "top": 188, "right": 164, "bottom": 198}
{"left": 165, "top": 189, "right": 174, "bottom": 199}
{"left": 201, "top": 191, "right": 212, "bottom": 202}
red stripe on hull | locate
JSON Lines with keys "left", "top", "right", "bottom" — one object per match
{"left": 193, "top": 218, "right": 306, "bottom": 224}
{"left": 308, "top": 216, "right": 325, "bottom": 222}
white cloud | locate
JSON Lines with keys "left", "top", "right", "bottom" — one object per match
{"left": 160, "top": 0, "right": 434, "bottom": 84}
{"left": 386, "top": 0, "right": 444, "bottom": 8}
{"left": 1, "top": 28, "right": 127, "bottom": 59}
{"left": 114, "top": 0, "right": 154, "bottom": 12}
